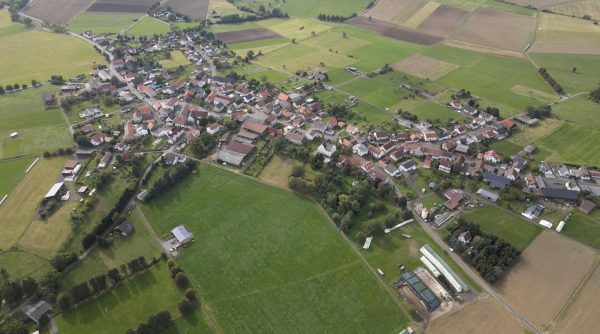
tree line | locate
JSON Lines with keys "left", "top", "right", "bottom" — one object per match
{"left": 317, "top": 13, "right": 357, "bottom": 22}
{"left": 218, "top": 8, "right": 288, "bottom": 24}
{"left": 538, "top": 68, "right": 564, "bottom": 95}
{"left": 445, "top": 219, "right": 520, "bottom": 284}
{"left": 145, "top": 160, "right": 197, "bottom": 201}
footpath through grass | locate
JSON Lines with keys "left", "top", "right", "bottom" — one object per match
{"left": 142, "top": 165, "right": 410, "bottom": 333}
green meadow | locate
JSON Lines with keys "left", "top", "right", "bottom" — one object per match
{"left": 126, "top": 16, "right": 171, "bottom": 36}
{"left": 0, "top": 157, "right": 34, "bottom": 196}
{"left": 142, "top": 165, "right": 409, "bottom": 333}
{"left": 530, "top": 53, "right": 600, "bottom": 94}
{"left": 67, "top": 13, "right": 143, "bottom": 34}
{"left": 537, "top": 122, "right": 600, "bottom": 167}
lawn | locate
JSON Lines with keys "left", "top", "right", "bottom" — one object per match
{"left": 54, "top": 264, "right": 184, "bottom": 334}
{"left": 562, "top": 212, "right": 600, "bottom": 250}
{"left": 61, "top": 208, "right": 162, "bottom": 288}
{"left": 409, "top": 100, "right": 467, "bottom": 123}
{"left": 159, "top": 51, "right": 190, "bottom": 69}
{"left": 530, "top": 53, "right": 600, "bottom": 94}
{"left": 67, "top": 12, "right": 143, "bottom": 34}
{"left": 537, "top": 122, "right": 600, "bottom": 167}
{"left": 141, "top": 165, "right": 409, "bottom": 333}
{"left": 0, "top": 250, "right": 53, "bottom": 281}
{"left": 224, "top": 63, "right": 290, "bottom": 83}
{"left": 460, "top": 205, "right": 542, "bottom": 251}
{"left": 552, "top": 95, "right": 600, "bottom": 128}
{"left": 489, "top": 140, "right": 523, "bottom": 157}
{"left": 0, "top": 10, "right": 104, "bottom": 87}
{"left": 126, "top": 16, "right": 171, "bottom": 36}
{"left": 0, "top": 125, "right": 73, "bottom": 159}
{"left": 422, "top": 45, "right": 557, "bottom": 115}
{"left": 0, "top": 157, "right": 34, "bottom": 197}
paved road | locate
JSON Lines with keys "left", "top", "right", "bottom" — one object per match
{"left": 410, "top": 208, "right": 543, "bottom": 334}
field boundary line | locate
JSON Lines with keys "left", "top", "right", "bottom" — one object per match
{"left": 545, "top": 257, "right": 599, "bottom": 332}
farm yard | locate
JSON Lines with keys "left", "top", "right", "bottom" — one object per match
{"left": 426, "top": 296, "right": 525, "bottom": 334}
{"left": 24, "top": 0, "right": 94, "bottom": 25}
{"left": 166, "top": 0, "right": 209, "bottom": 19}
{"left": 497, "top": 231, "right": 597, "bottom": 330}
{"left": 141, "top": 165, "right": 410, "bottom": 333}
{"left": 0, "top": 10, "right": 104, "bottom": 87}
{"left": 67, "top": 12, "right": 143, "bottom": 34}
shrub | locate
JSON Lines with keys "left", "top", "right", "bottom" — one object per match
{"left": 178, "top": 298, "right": 194, "bottom": 315}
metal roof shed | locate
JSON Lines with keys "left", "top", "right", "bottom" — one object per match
{"left": 172, "top": 225, "right": 194, "bottom": 244}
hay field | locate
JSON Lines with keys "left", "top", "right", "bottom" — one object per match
{"left": 549, "top": 0, "right": 600, "bottom": 20}
{"left": 427, "top": 296, "right": 525, "bottom": 334}
{"left": 25, "top": 0, "right": 94, "bottom": 25}
{"left": 67, "top": 12, "right": 143, "bottom": 34}
{"left": 142, "top": 165, "right": 410, "bottom": 333}
{"left": 0, "top": 11, "right": 104, "bottom": 87}
{"left": 87, "top": 0, "right": 155, "bottom": 13}
{"left": 215, "top": 27, "right": 281, "bottom": 44}
{"left": 537, "top": 122, "right": 600, "bottom": 167}
{"left": 403, "top": 1, "right": 441, "bottom": 28}
{"left": 551, "top": 95, "right": 600, "bottom": 129}
{"left": 126, "top": 16, "right": 170, "bottom": 35}
{"left": 510, "top": 84, "right": 557, "bottom": 102}
{"left": 455, "top": 8, "right": 535, "bottom": 51}
{"left": 258, "top": 155, "right": 296, "bottom": 189}
{"left": 497, "top": 231, "right": 597, "bottom": 329}
{"left": 392, "top": 54, "right": 458, "bottom": 80}
{"left": 0, "top": 158, "right": 65, "bottom": 251}
{"left": 0, "top": 157, "right": 34, "bottom": 197}
{"left": 531, "top": 13, "right": 600, "bottom": 54}
{"left": 555, "top": 262, "right": 600, "bottom": 334}
{"left": 510, "top": 0, "right": 581, "bottom": 8}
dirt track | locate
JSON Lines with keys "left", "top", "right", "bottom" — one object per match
{"left": 455, "top": 8, "right": 535, "bottom": 51}
{"left": 215, "top": 28, "right": 282, "bottom": 44}
{"left": 348, "top": 16, "right": 442, "bottom": 46}
{"left": 497, "top": 231, "right": 597, "bottom": 330}
{"left": 25, "top": 0, "right": 94, "bottom": 25}
{"left": 416, "top": 4, "right": 469, "bottom": 37}
{"left": 426, "top": 296, "right": 525, "bottom": 334}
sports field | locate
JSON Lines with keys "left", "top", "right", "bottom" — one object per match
{"left": 421, "top": 45, "right": 557, "bottom": 115}
{"left": 537, "top": 122, "right": 600, "bottom": 167}
{"left": 142, "top": 165, "right": 409, "bottom": 333}
{"left": 498, "top": 231, "right": 597, "bottom": 330}
{"left": 55, "top": 264, "right": 184, "bottom": 334}
{"left": 0, "top": 157, "right": 34, "bottom": 197}
{"left": 126, "top": 16, "right": 170, "bottom": 36}
{"left": 0, "top": 10, "right": 104, "bottom": 87}
{"left": 530, "top": 53, "right": 600, "bottom": 94}
{"left": 67, "top": 12, "right": 143, "bottom": 34}
{"left": 460, "top": 205, "right": 541, "bottom": 251}
{"left": 0, "top": 86, "right": 73, "bottom": 159}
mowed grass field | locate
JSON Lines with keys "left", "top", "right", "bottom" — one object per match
{"left": 0, "top": 251, "right": 53, "bottom": 281}
{"left": 530, "top": 53, "right": 600, "bottom": 94}
{"left": 233, "top": 0, "right": 373, "bottom": 18}
{"left": 142, "top": 165, "right": 409, "bottom": 333}
{"left": 421, "top": 45, "right": 557, "bottom": 115}
{"left": 459, "top": 205, "right": 541, "bottom": 251}
{"left": 54, "top": 264, "right": 184, "bottom": 334}
{"left": 61, "top": 209, "right": 162, "bottom": 287}
{"left": 530, "top": 13, "right": 600, "bottom": 54}
{"left": 258, "top": 154, "right": 296, "bottom": 189}
{"left": 0, "top": 86, "right": 73, "bottom": 158}
{"left": 0, "top": 157, "right": 69, "bottom": 255}
{"left": 561, "top": 212, "right": 600, "bottom": 250}
{"left": 126, "top": 16, "right": 170, "bottom": 36}
{"left": 552, "top": 95, "right": 600, "bottom": 128}
{"left": 67, "top": 12, "right": 143, "bottom": 34}
{"left": 159, "top": 51, "right": 190, "bottom": 69}
{"left": 0, "top": 157, "right": 34, "bottom": 197}
{"left": 0, "top": 10, "right": 104, "bottom": 87}
{"left": 537, "top": 122, "right": 600, "bottom": 167}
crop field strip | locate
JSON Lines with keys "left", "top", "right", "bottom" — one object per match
{"left": 166, "top": 0, "right": 209, "bottom": 20}
{"left": 142, "top": 165, "right": 410, "bottom": 333}
{"left": 530, "top": 12, "right": 600, "bottom": 54}
{"left": 86, "top": 0, "right": 156, "bottom": 13}
{"left": 67, "top": 12, "right": 145, "bottom": 34}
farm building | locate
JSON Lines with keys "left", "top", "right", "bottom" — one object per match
{"left": 522, "top": 203, "right": 543, "bottom": 219}
{"left": 22, "top": 300, "right": 51, "bottom": 323}
{"left": 172, "top": 225, "right": 194, "bottom": 244}
{"left": 542, "top": 188, "right": 579, "bottom": 202}
{"left": 476, "top": 189, "right": 499, "bottom": 202}
{"left": 44, "top": 182, "right": 65, "bottom": 200}
{"left": 401, "top": 271, "right": 440, "bottom": 311}
{"left": 420, "top": 244, "right": 468, "bottom": 293}
{"left": 115, "top": 222, "right": 134, "bottom": 237}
